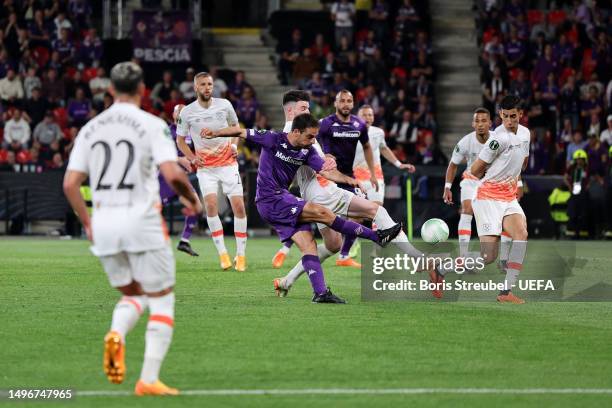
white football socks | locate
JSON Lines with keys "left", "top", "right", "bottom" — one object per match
{"left": 234, "top": 217, "right": 247, "bottom": 256}
{"left": 207, "top": 215, "right": 227, "bottom": 255}
{"left": 500, "top": 233, "right": 513, "bottom": 261}
{"left": 458, "top": 214, "right": 473, "bottom": 258}
{"left": 140, "top": 292, "right": 175, "bottom": 384}
{"left": 110, "top": 296, "right": 147, "bottom": 343}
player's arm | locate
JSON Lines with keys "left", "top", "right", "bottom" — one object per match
{"left": 444, "top": 162, "right": 458, "bottom": 205}
{"left": 202, "top": 125, "right": 246, "bottom": 140}
{"left": 380, "top": 145, "right": 416, "bottom": 172}
{"left": 159, "top": 161, "right": 202, "bottom": 216}
{"left": 63, "top": 170, "right": 92, "bottom": 240}
{"left": 176, "top": 135, "right": 203, "bottom": 167}
{"left": 362, "top": 141, "right": 379, "bottom": 192}
{"left": 319, "top": 168, "right": 361, "bottom": 188}
{"left": 470, "top": 158, "right": 488, "bottom": 179}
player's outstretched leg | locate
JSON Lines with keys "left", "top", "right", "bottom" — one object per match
{"left": 272, "top": 241, "right": 293, "bottom": 269}
{"left": 176, "top": 215, "right": 199, "bottom": 256}
{"left": 135, "top": 289, "right": 178, "bottom": 396}
{"left": 104, "top": 288, "right": 147, "bottom": 384}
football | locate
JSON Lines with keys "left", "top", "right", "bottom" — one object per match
{"left": 421, "top": 218, "right": 450, "bottom": 243}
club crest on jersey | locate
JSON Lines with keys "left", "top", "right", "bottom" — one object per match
{"left": 281, "top": 143, "right": 288, "bottom": 149}
{"left": 163, "top": 127, "right": 172, "bottom": 140}
{"left": 455, "top": 145, "right": 460, "bottom": 152}
{"left": 489, "top": 140, "right": 500, "bottom": 150}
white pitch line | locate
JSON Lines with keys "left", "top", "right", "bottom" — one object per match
{"left": 75, "top": 388, "right": 612, "bottom": 397}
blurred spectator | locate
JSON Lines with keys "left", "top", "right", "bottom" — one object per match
{"left": 53, "top": 12, "right": 72, "bottom": 38}
{"left": 67, "top": 88, "right": 91, "bottom": 127}
{"left": 309, "top": 33, "right": 331, "bottom": 61}
{"left": 3, "top": 109, "right": 31, "bottom": 151}
{"left": 389, "top": 110, "right": 417, "bottom": 145}
{"left": 566, "top": 130, "right": 588, "bottom": 165}
{"left": 331, "top": 0, "right": 355, "bottom": 47}
{"left": 52, "top": 28, "right": 75, "bottom": 65}
{"left": 415, "top": 132, "right": 447, "bottom": 165}
{"left": 321, "top": 52, "right": 338, "bottom": 83}
{"left": 369, "top": 0, "right": 389, "bottom": 41}
{"left": 89, "top": 67, "right": 110, "bottom": 105}
{"left": 235, "top": 86, "right": 260, "bottom": 128}
{"left": 28, "top": 9, "right": 52, "bottom": 48}
{"left": 227, "top": 70, "right": 251, "bottom": 104}
{"left": 312, "top": 93, "right": 335, "bottom": 118}
{"left": 65, "top": 70, "right": 91, "bottom": 100}
{"left": 41, "top": 68, "right": 66, "bottom": 107}
{"left": 293, "top": 48, "right": 319, "bottom": 84}
{"left": 508, "top": 69, "right": 532, "bottom": 101}
{"left": 558, "top": 117, "right": 574, "bottom": 143}
{"left": 33, "top": 111, "right": 62, "bottom": 147}
{"left": 210, "top": 67, "right": 228, "bottom": 98}
{"left": 580, "top": 86, "right": 603, "bottom": 129}
{"left": 151, "top": 70, "right": 177, "bottom": 108}
{"left": 3, "top": 11, "right": 20, "bottom": 59}
{"left": 483, "top": 66, "right": 506, "bottom": 113}
{"left": 23, "top": 66, "right": 41, "bottom": 99}
{"left": 76, "top": 28, "right": 103, "bottom": 67}
{"left": 178, "top": 67, "right": 196, "bottom": 101}
{"left": 0, "top": 68, "right": 24, "bottom": 103}
{"left": 600, "top": 115, "right": 612, "bottom": 146}
{"left": 305, "top": 71, "right": 327, "bottom": 104}
{"left": 162, "top": 89, "right": 185, "bottom": 122}
{"left": 395, "top": 0, "right": 420, "bottom": 40}
{"left": 532, "top": 44, "right": 558, "bottom": 87}
{"left": 586, "top": 112, "right": 601, "bottom": 139}
{"left": 560, "top": 75, "right": 580, "bottom": 128}
{"left": 586, "top": 135, "right": 608, "bottom": 179}
{"left": 24, "top": 87, "right": 49, "bottom": 128}
{"left": 526, "top": 130, "right": 549, "bottom": 175}
{"left": 277, "top": 28, "right": 304, "bottom": 86}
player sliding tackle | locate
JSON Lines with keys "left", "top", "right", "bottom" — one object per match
{"left": 270, "top": 91, "right": 429, "bottom": 297}
{"left": 202, "top": 113, "right": 403, "bottom": 303}
{"left": 469, "top": 95, "right": 530, "bottom": 304}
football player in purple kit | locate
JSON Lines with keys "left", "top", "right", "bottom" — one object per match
{"left": 158, "top": 104, "right": 201, "bottom": 256}
{"left": 317, "top": 90, "right": 378, "bottom": 266}
{"left": 202, "top": 113, "right": 403, "bottom": 303}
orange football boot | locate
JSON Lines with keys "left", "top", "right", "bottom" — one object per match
{"left": 103, "top": 331, "right": 125, "bottom": 384}
{"left": 496, "top": 292, "right": 525, "bottom": 304}
{"left": 219, "top": 253, "right": 232, "bottom": 270}
{"left": 234, "top": 255, "right": 247, "bottom": 272}
{"left": 134, "top": 380, "right": 179, "bottom": 396}
{"left": 272, "top": 251, "right": 287, "bottom": 269}
{"left": 335, "top": 257, "right": 362, "bottom": 268}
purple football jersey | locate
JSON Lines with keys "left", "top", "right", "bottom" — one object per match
{"left": 317, "top": 114, "right": 369, "bottom": 176}
{"left": 246, "top": 129, "right": 325, "bottom": 202}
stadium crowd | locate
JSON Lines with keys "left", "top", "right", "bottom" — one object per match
{"left": 475, "top": 0, "right": 611, "bottom": 176}
{"left": 275, "top": 0, "right": 447, "bottom": 166}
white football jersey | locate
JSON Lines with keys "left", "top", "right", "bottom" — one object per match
{"left": 353, "top": 125, "right": 387, "bottom": 180}
{"left": 176, "top": 98, "right": 239, "bottom": 167}
{"left": 451, "top": 131, "right": 488, "bottom": 168}
{"left": 476, "top": 124, "right": 530, "bottom": 201}
{"left": 67, "top": 102, "right": 177, "bottom": 255}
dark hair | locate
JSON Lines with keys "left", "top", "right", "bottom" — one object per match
{"left": 291, "top": 113, "right": 319, "bottom": 131}
{"left": 194, "top": 71, "right": 211, "bottom": 82}
{"left": 473, "top": 107, "right": 490, "bottom": 116}
{"left": 110, "top": 62, "right": 143, "bottom": 95}
{"left": 499, "top": 95, "right": 521, "bottom": 110}
{"left": 283, "top": 90, "right": 310, "bottom": 105}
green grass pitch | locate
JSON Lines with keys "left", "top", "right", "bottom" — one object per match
{"left": 1, "top": 237, "right": 612, "bottom": 407}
